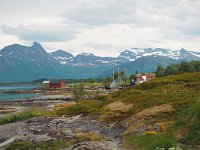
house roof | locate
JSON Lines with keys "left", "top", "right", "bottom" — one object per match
{"left": 42, "top": 81, "right": 50, "bottom": 84}
{"left": 145, "top": 73, "right": 156, "bottom": 78}
{"left": 49, "top": 80, "right": 64, "bottom": 84}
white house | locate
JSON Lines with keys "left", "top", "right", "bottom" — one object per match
{"left": 42, "top": 81, "right": 50, "bottom": 87}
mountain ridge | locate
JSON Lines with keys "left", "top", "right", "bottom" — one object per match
{"left": 0, "top": 42, "right": 200, "bottom": 82}
{"left": 50, "top": 47, "right": 200, "bottom": 66}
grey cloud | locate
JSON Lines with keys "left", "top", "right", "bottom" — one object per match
{"left": 65, "top": 0, "right": 139, "bottom": 26}
{"left": 0, "top": 0, "right": 200, "bottom": 52}
{"left": 65, "top": 0, "right": 200, "bottom": 31}
{"left": 182, "top": 27, "right": 200, "bottom": 37}
{"left": 1, "top": 24, "right": 80, "bottom": 42}
{"left": 64, "top": 0, "right": 170, "bottom": 26}
{"left": 85, "top": 42, "right": 132, "bottom": 52}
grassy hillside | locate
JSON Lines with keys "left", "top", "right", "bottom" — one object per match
{"left": 55, "top": 72, "right": 200, "bottom": 149}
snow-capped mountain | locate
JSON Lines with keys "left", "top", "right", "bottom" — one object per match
{"left": 50, "top": 51, "right": 121, "bottom": 66}
{"left": 118, "top": 48, "right": 200, "bottom": 62}
{"left": 0, "top": 41, "right": 57, "bottom": 65}
{"left": 0, "top": 42, "right": 200, "bottom": 82}
{"left": 52, "top": 48, "right": 200, "bottom": 66}
{"left": 189, "top": 51, "right": 200, "bottom": 57}
{"left": 49, "top": 50, "right": 74, "bottom": 64}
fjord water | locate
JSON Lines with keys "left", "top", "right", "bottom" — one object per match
{"left": 0, "top": 84, "right": 40, "bottom": 101}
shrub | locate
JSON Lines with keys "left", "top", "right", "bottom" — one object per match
{"left": 123, "top": 133, "right": 176, "bottom": 150}
{"left": 0, "top": 110, "right": 37, "bottom": 125}
{"left": 95, "top": 95, "right": 107, "bottom": 101}
{"left": 55, "top": 105, "right": 88, "bottom": 116}
{"left": 72, "top": 83, "right": 86, "bottom": 105}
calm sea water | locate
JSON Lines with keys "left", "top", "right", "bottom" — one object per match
{"left": 0, "top": 84, "right": 40, "bottom": 101}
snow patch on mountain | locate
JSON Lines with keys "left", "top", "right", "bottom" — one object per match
{"left": 53, "top": 56, "right": 73, "bottom": 64}
{"left": 49, "top": 50, "right": 74, "bottom": 64}
{"left": 189, "top": 51, "right": 200, "bottom": 57}
{"left": 51, "top": 48, "right": 200, "bottom": 66}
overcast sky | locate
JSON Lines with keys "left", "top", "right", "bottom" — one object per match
{"left": 0, "top": 0, "right": 200, "bottom": 56}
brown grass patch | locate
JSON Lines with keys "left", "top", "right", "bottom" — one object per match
{"left": 156, "top": 121, "right": 174, "bottom": 131}
{"left": 99, "top": 101, "right": 133, "bottom": 122}
{"left": 133, "top": 103, "right": 174, "bottom": 119}
{"left": 105, "top": 101, "right": 133, "bottom": 112}
{"left": 123, "top": 104, "right": 175, "bottom": 126}
{"left": 54, "top": 102, "right": 76, "bottom": 111}
{"left": 75, "top": 131, "right": 102, "bottom": 142}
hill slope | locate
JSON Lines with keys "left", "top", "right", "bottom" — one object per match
{"left": 55, "top": 72, "right": 200, "bottom": 149}
{"left": 99, "top": 56, "right": 178, "bottom": 78}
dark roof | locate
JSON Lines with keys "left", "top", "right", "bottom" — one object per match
{"left": 49, "top": 80, "right": 64, "bottom": 84}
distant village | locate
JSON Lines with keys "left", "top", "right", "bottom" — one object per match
{"left": 41, "top": 72, "right": 156, "bottom": 90}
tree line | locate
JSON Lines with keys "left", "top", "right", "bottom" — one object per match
{"left": 156, "top": 60, "right": 200, "bottom": 77}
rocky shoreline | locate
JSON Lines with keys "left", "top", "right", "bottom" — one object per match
{"left": 0, "top": 115, "right": 125, "bottom": 150}
{"left": 0, "top": 95, "right": 127, "bottom": 150}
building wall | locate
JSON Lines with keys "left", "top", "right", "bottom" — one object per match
{"left": 60, "top": 81, "right": 65, "bottom": 87}
{"left": 49, "top": 81, "right": 65, "bottom": 88}
{"left": 42, "top": 83, "right": 49, "bottom": 87}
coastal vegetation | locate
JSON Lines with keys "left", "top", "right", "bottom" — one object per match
{"left": 54, "top": 72, "right": 200, "bottom": 149}
{"left": 0, "top": 110, "right": 37, "bottom": 125}
{"left": 0, "top": 109, "right": 55, "bottom": 125}
{"left": 1, "top": 71, "right": 200, "bottom": 149}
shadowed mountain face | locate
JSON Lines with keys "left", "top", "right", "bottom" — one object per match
{"left": 0, "top": 42, "right": 200, "bottom": 82}
{"left": 0, "top": 42, "right": 65, "bottom": 82}
{"left": 0, "top": 42, "right": 56, "bottom": 64}
{"left": 98, "top": 56, "right": 178, "bottom": 78}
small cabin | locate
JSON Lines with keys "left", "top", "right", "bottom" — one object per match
{"left": 42, "top": 81, "right": 50, "bottom": 87}
{"left": 49, "top": 80, "right": 65, "bottom": 88}
{"left": 136, "top": 73, "right": 156, "bottom": 84}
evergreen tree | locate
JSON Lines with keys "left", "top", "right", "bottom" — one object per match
{"left": 179, "top": 61, "right": 195, "bottom": 73}
{"left": 156, "top": 65, "right": 165, "bottom": 77}
{"left": 164, "top": 64, "right": 179, "bottom": 76}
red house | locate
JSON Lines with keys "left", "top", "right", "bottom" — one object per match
{"left": 49, "top": 80, "right": 65, "bottom": 88}
{"left": 145, "top": 73, "right": 156, "bottom": 81}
